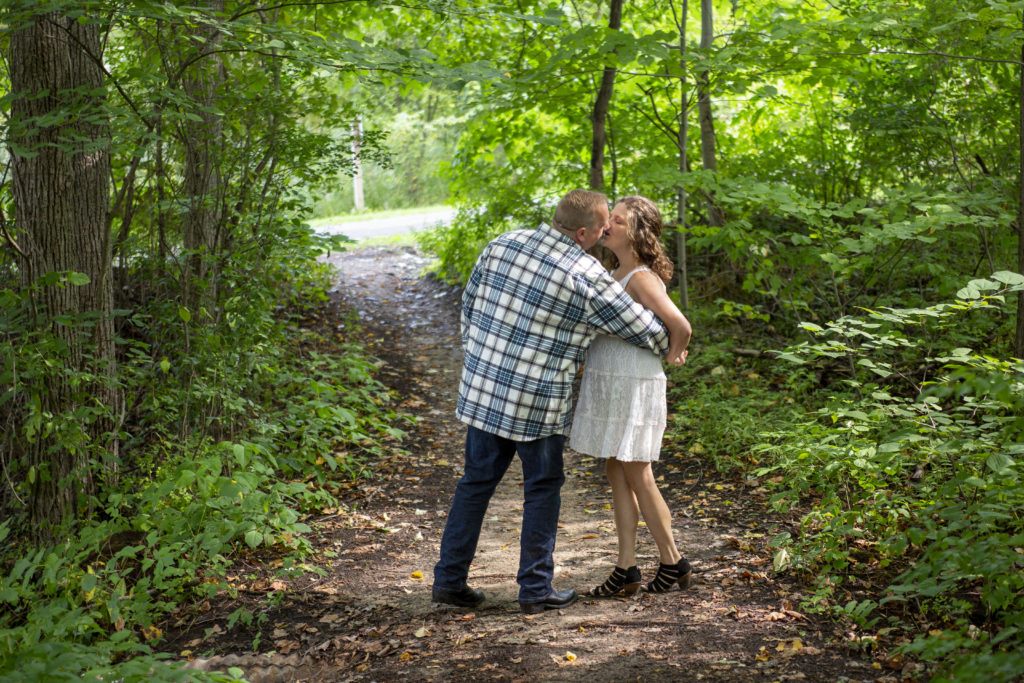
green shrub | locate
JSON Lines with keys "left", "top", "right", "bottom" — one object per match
{"left": 0, "top": 237, "right": 407, "bottom": 680}
{"left": 759, "top": 273, "right": 1024, "bottom": 678}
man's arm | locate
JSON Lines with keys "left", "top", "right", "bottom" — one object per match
{"left": 586, "top": 273, "right": 670, "bottom": 356}
{"left": 461, "top": 248, "right": 487, "bottom": 347}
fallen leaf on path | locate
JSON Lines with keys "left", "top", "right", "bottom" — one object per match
{"left": 414, "top": 627, "right": 429, "bottom": 638}
{"left": 275, "top": 639, "right": 300, "bottom": 654}
{"left": 410, "top": 571, "right": 423, "bottom": 580}
{"left": 885, "top": 654, "right": 904, "bottom": 669}
{"left": 776, "top": 638, "right": 803, "bottom": 656}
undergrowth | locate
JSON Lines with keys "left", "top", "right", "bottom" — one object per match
{"left": 0, "top": 246, "right": 407, "bottom": 681}
{"left": 658, "top": 273, "right": 1024, "bottom": 681}
{"left": 749, "top": 274, "right": 1024, "bottom": 681}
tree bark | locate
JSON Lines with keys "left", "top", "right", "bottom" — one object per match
{"left": 1016, "top": 20, "right": 1024, "bottom": 358}
{"left": 181, "top": 0, "right": 226, "bottom": 307}
{"left": 352, "top": 119, "right": 365, "bottom": 211}
{"left": 9, "top": 8, "right": 114, "bottom": 536}
{"left": 589, "top": 0, "right": 623, "bottom": 192}
{"left": 675, "top": 0, "right": 691, "bottom": 309}
{"left": 697, "top": 0, "right": 724, "bottom": 227}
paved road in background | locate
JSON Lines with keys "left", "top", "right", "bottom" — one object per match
{"left": 315, "top": 207, "right": 457, "bottom": 241}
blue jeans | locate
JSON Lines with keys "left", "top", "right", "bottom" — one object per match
{"left": 433, "top": 426, "right": 566, "bottom": 602}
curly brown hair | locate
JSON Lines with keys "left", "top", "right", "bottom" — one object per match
{"left": 611, "top": 195, "right": 674, "bottom": 283}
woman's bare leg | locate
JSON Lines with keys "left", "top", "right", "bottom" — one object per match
{"left": 606, "top": 458, "right": 640, "bottom": 568}
{"left": 621, "top": 461, "right": 681, "bottom": 565}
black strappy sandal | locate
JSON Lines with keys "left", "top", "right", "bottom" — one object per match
{"left": 589, "top": 565, "right": 642, "bottom": 597}
{"left": 645, "top": 558, "right": 692, "bottom": 593}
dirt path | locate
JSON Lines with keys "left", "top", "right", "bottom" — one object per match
{"left": 165, "top": 246, "right": 893, "bottom": 682}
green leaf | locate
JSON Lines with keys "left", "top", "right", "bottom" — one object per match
{"left": 986, "top": 453, "right": 1015, "bottom": 472}
{"left": 67, "top": 272, "right": 91, "bottom": 286}
{"left": 244, "top": 530, "right": 262, "bottom": 548}
{"left": 992, "top": 271, "right": 1024, "bottom": 286}
{"left": 773, "top": 547, "right": 790, "bottom": 572}
{"left": 233, "top": 443, "right": 247, "bottom": 468}
{"left": 159, "top": 358, "right": 170, "bottom": 373}
{"left": 178, "top": 306, "right": 191, "bottom": 323}
{"left": 956, "top": 284, "right": 980, "bottom": 300}
{"left": 967, "top": 278, "right": 999, "bottom": 291}
{"left": 80, "top": 571, "right": 97, "bottom": 593}
{"left": 37, "top": 272, "right": 62, "bottom": 286}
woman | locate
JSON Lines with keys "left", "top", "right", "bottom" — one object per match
{"left": 570, "top": 195, "right": 693, "bottom": 596}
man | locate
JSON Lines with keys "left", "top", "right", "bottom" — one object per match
{"left": 432, "top": 189, "right": 675, "bottom": 614}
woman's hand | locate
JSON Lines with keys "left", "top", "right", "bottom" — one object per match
{"left": 666, "top": 348, "right": 688, "bottom": 366}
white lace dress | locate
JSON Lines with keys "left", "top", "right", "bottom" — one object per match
{"left": 569, "top": 267, "right": 666, "bottom": 462}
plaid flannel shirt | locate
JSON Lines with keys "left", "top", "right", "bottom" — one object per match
{"left": 456, "top": 224, "right": 670, "bottom": 441}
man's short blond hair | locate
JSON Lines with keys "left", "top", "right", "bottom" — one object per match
{"left": 552, "top": 189, "right": 607, "bottom": 232}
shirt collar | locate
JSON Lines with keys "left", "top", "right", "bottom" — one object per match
{"left": 541, "top": 223, "right": 581, "bottom": 250}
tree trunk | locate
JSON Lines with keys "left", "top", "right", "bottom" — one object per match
{"left": 9, "top": 8, "right": 114, "bottom": 536}
{"left": 675, "top": 0, "right": 691, "bottom": 309}
{"left": 1016, "top": 22, "right": 1024, "bottom": 358}
{"left": 352, "top": 119, "right": 365, "bottom": 211}
{"left": 589, "top": 0, "right": 623, "bottom": 192}
{"left": 697, "top": 0, "right": 724, "bottom": 228}
{"left": 181, "top": 0, "right": 226, "bottom": 307}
